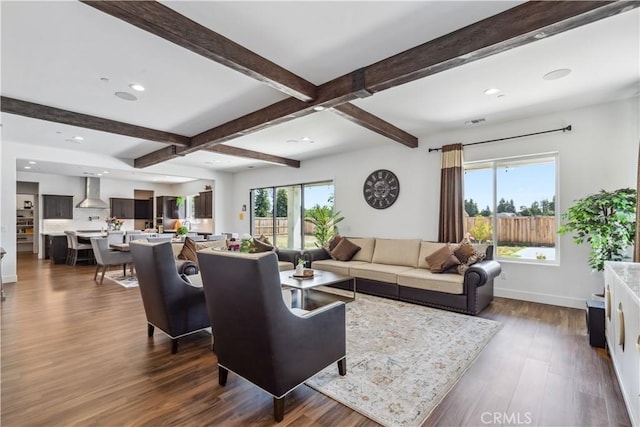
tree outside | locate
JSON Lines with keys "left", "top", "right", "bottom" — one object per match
{"left": 254, "top": 189, "right": 272, "bottom": 217}
{"left": 276, "top": 188, "right": 288, "bottom": 217}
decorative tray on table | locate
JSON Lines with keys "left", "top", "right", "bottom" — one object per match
{"left": 292, "top": 269, "right": 314, "bottom": 279}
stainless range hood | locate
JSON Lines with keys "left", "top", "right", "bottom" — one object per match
{"left": 76, "top": 177, "right": 109, "bottom": 209}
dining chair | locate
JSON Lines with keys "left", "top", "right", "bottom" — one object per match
{"left": 90, "top": 237, "right": 134, "bottom": 284}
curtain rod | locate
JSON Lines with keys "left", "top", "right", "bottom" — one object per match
{"left": 427, "top": 125, "right": 572, "bottom": 153}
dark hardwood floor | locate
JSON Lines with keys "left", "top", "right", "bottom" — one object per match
{"left": 1, "top": 253, "right": 631, "bottom": 426}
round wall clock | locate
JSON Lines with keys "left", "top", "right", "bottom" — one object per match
{"left": 363, "top": 169, "right": 400, "bottom": 209}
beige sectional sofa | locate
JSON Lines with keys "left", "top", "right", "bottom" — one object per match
{"left": 304, "top": 238, "right": 501, "bottom": 315}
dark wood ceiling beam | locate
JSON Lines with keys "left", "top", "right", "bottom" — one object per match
{"left": 81, "top": 1, "right": 418, "bottom": 162}
{"left": 184, "top": 71, "right": 369, "bottom": 154}
{"left": 134, "top": 145, "right": 184, "bottom": 168}
{"left": 332, "top": 104, "right": 418, "bottom": 148}
{"left": 136, "top": 0, "right": 633, "bottom": 165}
{"left": 207, "top": 145, "right": 300, "bottom": 168}
{"left": 81, "top": 0, "right": 317, "bottom": 102}
{"left": 1, "top": 96, "right": 190, "bottom": 146}
{"left": 363, "top": 1, "right": 636, "bottom": 93}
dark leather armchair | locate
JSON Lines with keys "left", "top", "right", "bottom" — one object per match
{"left": 129, "top": 241, "right": 210, "bottom": 354}
{"left": 197, "top": 250, "right": 346, "bottom": 422}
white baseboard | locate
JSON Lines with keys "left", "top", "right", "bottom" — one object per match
{"left": 495, "top": 287, "right": 586, "bottom": 309}
{"left": 2, "top": 275, "right": 18, "bottom": 284}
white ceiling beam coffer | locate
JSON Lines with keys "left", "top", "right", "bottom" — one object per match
{"left": 111, "top": 0, "right": 636, "bottom": 166}
{"left": 81, "top": 0, "right": 419, "bottom": 164}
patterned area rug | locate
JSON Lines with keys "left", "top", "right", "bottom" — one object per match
{"left": 102, "top": 271, "right": 138, "bottom": 288}
{"left": 306, "top": 294, "right": 501, "bottom": 427}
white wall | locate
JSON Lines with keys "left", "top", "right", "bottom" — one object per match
{"left": 0, "top": 141, "right": 234, "bottom": 283}
{"left": 230, "top": 97, "right": 640, "bottom": 309}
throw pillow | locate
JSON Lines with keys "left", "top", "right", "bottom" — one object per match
{"left": 330, "top": 238, "right": 361, "bottom": 261}
{"left": 250, "top": 237, "right": 275, "bottom": 253}
{"left": 425, "top": 245, "right": 461, "bottom": 273}
{"left": 454, "top": 243, "right": 477, "bottom": 264}
{"left": 257, "top": 234, "right": 271, "bottom": 245}
{"left": 324, "top": 234, "right": 343, "bottom": 259}
{"left": 177, "top": 237, "right": 198, "bottom": 263}
{"left": 455, "top": 244, "right": 487, "bottom": 275}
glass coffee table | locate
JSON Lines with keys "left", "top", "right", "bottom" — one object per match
{"left": 279, "top": 269, "right": 355, "bottom": 310}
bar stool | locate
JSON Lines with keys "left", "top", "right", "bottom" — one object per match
{"left": 64, "top": 231, "right": 93, "bottom": 266}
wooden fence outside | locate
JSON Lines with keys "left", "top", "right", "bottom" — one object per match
{"left": 253, "top": 217, "right": 315, "bottom": 236}
{"left": 254, "top": 216, "right": 556, "bottom": 246}
{"left": 465, "top": 216, "right": 556, "bottom": 246}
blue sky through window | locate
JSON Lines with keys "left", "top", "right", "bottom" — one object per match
{"left": 465, "top": 162, "right": 555, "bottom": 212}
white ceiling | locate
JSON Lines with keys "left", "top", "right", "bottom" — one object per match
{"left": 1, "top": 1, "right": 639, "bottom": 183}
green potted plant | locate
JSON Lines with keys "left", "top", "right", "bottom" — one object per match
{"left": 558, "top": 188, "right": 636, "bottom": 272}
{"left": 176, "top": 226, "right": 189, "bottom": 237}
{"left": 304, "top": 204, "right": 345, "bottom": 247}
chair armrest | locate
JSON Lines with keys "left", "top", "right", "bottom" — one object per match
{"left": 176, "top": 259, "right": 198, "bottom": 275}
{"left": 464, "top": 260, "right": 501, "bottom": 288}
{"left": 276, "top": 249, "right": 301, "bottom": 265}
{"left": 294, "top": 301, "right": 343, "bottom": 318}
{"left": 300, "top": 248, "right": 330, "bottom": 267}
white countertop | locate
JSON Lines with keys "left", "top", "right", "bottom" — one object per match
{"left": 605, "top": 261, "right": 640, "bottom": 302}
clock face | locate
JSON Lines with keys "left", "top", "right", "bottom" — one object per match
{"left": 363, "top": 169, "right": 400, "bottom": 209}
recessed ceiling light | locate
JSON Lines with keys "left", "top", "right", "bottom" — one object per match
{"left": 28, "top": 161, "right": 37, "bottom": 164}
{"left": 286, "top": 139, "right": 299, "bottom": 144}
{"left": 102, "top": 171, "right": 109, "bottom": 174}
{"left": 313, "top": 106, "right": 325, "bottom": 111}
{"left": 97, "top": 173, "right": 103, "bottom": 176}
{"left": 497, "top": 94, "right": 506, "bottom": 98}
{"left": 543, "top": 68, "right": 572, "bottom": 80}
{"left": 465, "top": 118, "right": 486, "bottom": 125}
{"left": 300, "top": 137, "right": 314, "bottom": 143}
{"left": 533, "top": 32, "right": 547, "bottom": 39}
{"left": 72, "top": 135, "right": 84, "bottom": 141}
{"left": 65, "top": 139, "right": 81, "bottom": 143}
{"left": 483, "top": 88, "right": 500, "bottom": 95}
{"left": 129, "top": 83, "right": 145, "bottom": 92}
{"left": 115, "top": 91, "right": 137, "bottom": 101}
{"left": 24, "top": 166, "right": 31, "bottom": 169}
{"left": 100, "top": 77, "right": 110, "bottom": 83}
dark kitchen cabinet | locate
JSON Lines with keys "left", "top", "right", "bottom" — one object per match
{"left": 134, "top": 199, "right": 152, "bottom": 220}
{"left": 156, "top": 196, "right": 185, "bottom": 220}
{"left": 45, "top": 234, "right": 68, "bottom": 264}
{"left": 43, "top": 195, "right": 73, "bottom": 219}
{"left": 110, "top": 198, "right": 134, "bottom": 219}
{"left": 194, "top": 191, "right": 212, "bottom": 218}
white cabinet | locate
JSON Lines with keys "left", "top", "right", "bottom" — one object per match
{"left": 605, "top": 262, "right": 640, "bottom": 427}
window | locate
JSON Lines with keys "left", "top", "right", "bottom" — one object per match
{"left": 464, "top": 153, "right": 558, "bottom": 263}
{"left": 251, "top": 181, "right": 335, "bottom": 249}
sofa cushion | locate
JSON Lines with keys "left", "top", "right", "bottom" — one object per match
{"left": 331, "top": 238, "right": 361, "bottom": 261}
{"left": 397, "top": 269, "right": 464, "bottom": 295}
{"left": 349, "top": 263, "right": 414, "bottom": 284}
{"left": 425, "top": 245, "right": 461, "bottom": 273}
{"left": 311, "top": 259, "right": 368, "bottom": 276}
{"left": 348, "top": 238, "right": 376, "bottom": 262}
{"left": 371, "top": 238, "right": 421, "bottom": 267}
{"left": 418, "top": 241, "right": 446, "bottom": 269}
